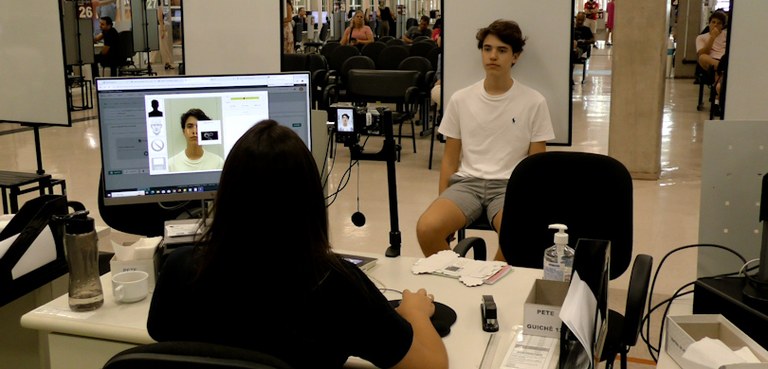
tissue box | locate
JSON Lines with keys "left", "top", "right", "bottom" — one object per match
{"left": 523, "top": 279, "right": 569, "bottom": 338}
{"left": 110, "top": 250, "right": 160, "bottom": 291}
{"left": 666, "top": 314, "right": 768, "bottom": 369}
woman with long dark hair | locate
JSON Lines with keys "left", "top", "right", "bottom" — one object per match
{"left": 148, "top": 120, "right": 448, "bottom": 369}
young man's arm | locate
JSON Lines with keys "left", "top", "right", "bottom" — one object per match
{"left": 439, "top": 137, "right": 461, "bottom": 194}
{"left": 528, "top": 141, "right": 547, "bottom": 156}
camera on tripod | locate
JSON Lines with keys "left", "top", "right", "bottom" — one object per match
{"left": 330, "top": 105, "right": 382, "bottom": 147}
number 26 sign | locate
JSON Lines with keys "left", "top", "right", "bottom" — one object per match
{"left": 78, "top": 1, "right": 94, "bottom": 19}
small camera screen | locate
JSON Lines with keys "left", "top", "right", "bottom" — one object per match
{"left": 336, "top": 108, "right": 354, "bottom": 133}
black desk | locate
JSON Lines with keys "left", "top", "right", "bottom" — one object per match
{"left": 0, "top": 171, "right": 66, "bottom": 214}
{"left": 693, "top": 277, "right": 768, "bottom": 349}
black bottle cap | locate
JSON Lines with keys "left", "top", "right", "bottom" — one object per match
{"left": 64, "top": 211, "right": 95, "bottom": 235}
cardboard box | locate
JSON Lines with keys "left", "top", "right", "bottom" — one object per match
{"left": 109, "top": 251, "right": 160, "bottom": 292}
{"left": 523, "top": 279, "right": 569, "bottom": 338}
{"left": 666, "top": 314, "right": 768, "bottom": 369}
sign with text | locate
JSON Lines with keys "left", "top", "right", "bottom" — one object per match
{"left": 524, "top": 279, "right": 569, "bottom": 338}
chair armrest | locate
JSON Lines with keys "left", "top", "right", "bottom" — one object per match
{"left": 453, "top": 237, "right": 487, "bottom": 261}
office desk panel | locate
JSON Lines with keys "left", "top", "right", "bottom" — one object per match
{"left": 22, "top": 251, "right": 545, "bottom": 369}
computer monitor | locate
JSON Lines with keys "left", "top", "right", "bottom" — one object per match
{"left": 95, "top": 72, "right": 312, "bottom": 206}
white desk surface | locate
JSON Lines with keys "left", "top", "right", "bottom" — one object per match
{"left": 22, "top": 250, "right": 551, "bottom": 369}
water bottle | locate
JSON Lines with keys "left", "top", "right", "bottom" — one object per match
{"left": 59, "top": 210, "right": 104, "bottom": 311}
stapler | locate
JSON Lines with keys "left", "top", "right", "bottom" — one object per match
{"left": 481, "top": 295, "right": 499, "bottom": 332}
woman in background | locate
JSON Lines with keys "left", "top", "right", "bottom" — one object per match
{"left": 148, "top": 120, "right": 448, "bottom": 369}
{"left": 341, "top": 10, "right": 374, "bottom": 46}
{"left": 283, "top": 0, "right": 295, "bottom": 54}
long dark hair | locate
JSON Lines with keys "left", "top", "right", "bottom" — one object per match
{"left": 194, "top": 120, "right": 339, "bottom": 287}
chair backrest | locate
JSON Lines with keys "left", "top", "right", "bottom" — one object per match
{"left": 326, "top": 44, "right": 360, "bottom": 72}
{"left": 398, "top": 56, "right": 433, "bottom": 90}
{"left": 409, "top": 40, "right": 436, "bottom": 58}
{"left": 320, "top": 41, "right": 340, "bottom": 59}
{"left": 498, "top": 151, "right": 633, "bottom": 279}
{"left": 377, "top": 45, "right": 409, "bottom": 70}
{"left": 426, "top": 47, "right": 441, "bottom": 72}
{"left": 346, "top": 69, "right": 419, "bottom": 104}
{"left": 386, "top": 38, "right": 406, "bottom": 46}
{"left": 412, "top": 35, "right": 431, "bottom": 43}
{"left": 361, "top": 41, "right": 387, "bottom": 67}
{"left": 341, "top": 55, "right": 376, "bottom": 83}
{"left": 379, "top": 35, "right": 395, "bottom": 43}
{"left": 116, "top": 31, "right": 135, "bottom": 65}
{"left": 306, "top": 53, "right": 328, "bottom": 73}
{"left": 621, "top": 254, "right": 653, "bottom": 346}
{"left": 102, "top": 341, "right": 294, "bottom": 369}
{"left": 280, "top": 54, "right": 309, "bottom": 72}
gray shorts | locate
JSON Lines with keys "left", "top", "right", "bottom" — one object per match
{"left": 439, "top": 174, "right": 507, "bottom": 228}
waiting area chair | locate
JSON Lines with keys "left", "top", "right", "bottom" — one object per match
{"left": 344, "top": 69, "right": 420, "bottom": 160}
{"left": 102, "top": 341, "right": 295, "bottom": 369}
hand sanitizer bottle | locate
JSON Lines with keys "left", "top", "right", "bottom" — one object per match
{"left": 543, "top": 223, "right": 575, "bottom": 282}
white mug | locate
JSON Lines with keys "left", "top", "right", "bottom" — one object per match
{"left": 111, "top": 270, "right": 149, "bottom": 303}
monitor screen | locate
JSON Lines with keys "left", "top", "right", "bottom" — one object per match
{"left": 96, "top": 72, "right": 312, "bottom": 206}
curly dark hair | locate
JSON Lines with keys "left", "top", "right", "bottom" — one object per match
{"left": 179, "top": 108, "right": 211, "bottom": 130}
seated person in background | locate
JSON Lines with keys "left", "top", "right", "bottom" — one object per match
{"left": 341, "top": 10, "right": 374, "bottom": 46}
{"left": 417, "top": 19, "right": 555, "bottom": 260}
{"left": 92, "top": 16, "right": 120, "bottom": 78}
{"left": 148, "top": 120, "right": 448, "bottom": 369}
{"left": 402, "top": 15, "right": 432, "bottom": 44}
{"left": 571, "top": 12, "right": 595, "bottom": 83}
{"left": 168, "top": 108, "right": 225, "bottom": 172}
{"left": 696, "top": 11, "right": 728, "bottom": 72}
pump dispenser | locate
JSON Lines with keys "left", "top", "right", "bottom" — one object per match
{"left": 543, "top": 223, "right": 575, "bottom": 282}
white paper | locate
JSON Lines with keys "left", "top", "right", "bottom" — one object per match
{"left": 411, "top": 250, "right": 506, "bottom": 286}
{"left": 558, "top": 271, "right": 599, "bottom": 364}
{"left": 501, "top": 333, "right": 557, "bottom": 369}
{"left": 680, "top": 337, "right": 760, "bottom": 369}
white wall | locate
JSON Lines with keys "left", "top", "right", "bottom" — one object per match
{"left": 183, "top": 0, "right": 280, "bottom": 75}
{"left": 723, "top": 0, "right": 768, "bottom": 120}
{"left": 0, "top": 0, "right": 69, "bottom": 126}
{"left": 443, "top": 0, "right": 573, "bottom": 145}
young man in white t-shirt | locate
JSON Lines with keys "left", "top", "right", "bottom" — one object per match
{"left": 416, "top": 19, "right": 555, "bottom": 261}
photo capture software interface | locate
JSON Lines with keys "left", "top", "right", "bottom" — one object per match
{"left": 96, "top": 73, "right": 311, "bottom": 201}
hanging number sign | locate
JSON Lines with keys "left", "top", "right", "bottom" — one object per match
{"left": 78, "top": 0, "right": 93, "bottom": 19}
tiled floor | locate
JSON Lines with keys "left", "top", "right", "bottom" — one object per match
{"left": 1, "top": 42, "right": 710, "bottom": 367}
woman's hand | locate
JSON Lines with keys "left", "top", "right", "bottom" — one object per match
{"left": 396, "top": 288, "right": 435, "bottom": 320}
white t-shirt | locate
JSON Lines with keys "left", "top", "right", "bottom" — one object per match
{"left": 168, "top": 150, "right": 225, "bottom": 172}
{"left": 695, "top": 30, "right": 727, "bottom": 60}
{"left": 438, "top": 78, "right": 555, "bottom": 180}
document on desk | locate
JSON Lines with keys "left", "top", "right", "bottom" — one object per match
{"left": 558, "top": 271, "right": 601, "bottom": 365}
{"left": 500, "top": 334, "right": 557, "bottom": 369}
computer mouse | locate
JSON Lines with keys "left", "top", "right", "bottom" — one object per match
{"left": 389, "top": 299, "right": 457, "bottom": 337}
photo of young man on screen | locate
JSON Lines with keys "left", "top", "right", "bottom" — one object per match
{"left": 168, "top": 108, "right": 225, "bottom": 172}
{"left": 337, "top": 109, "right": 354, "bottom": 133}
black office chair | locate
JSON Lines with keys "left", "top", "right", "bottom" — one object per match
{"left": 323, "top": 44, "right": 360, "bottom": 86}
{"left": 398, "top": 56, "right": 434, "bottom": 135}
{"left": 409, "top": 40, "right": 436, "bottom": 58}
{"left": 378, "top": 35, "right": 395, "bottom": 43}
{"left": 454, "top": 151, "right": 633, "bottom": 280}
{"left": 599, "top": 254, "right": 653, "bottom": 369}
{"left": 571, "top": 43, "right": 591, "bottom": 84}
{"left": 385, "top": 38, "right": 406, "bottom": 47}
{"left": 345, "top": 69, "right": 420, "bottom": 161}
{"left": 322, "top": 55, "right": 376, "bottom": 106}
{"left": 102, "top": 341, "right": 294, "bottom": 369}
{"left": 280, "top": 53, "right": 308, "bottom": 72}
{"left": 377, "top": 45, "right": 409, "bottom": 70}
{"left": 361, "top": 41, "right": 387, "bottom": 68}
